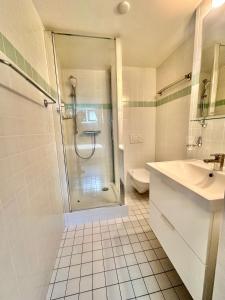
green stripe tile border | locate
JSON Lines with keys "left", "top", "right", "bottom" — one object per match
{"left": 123, "top": 85, "right": 192, "bottom": 108}
{"left": 156, "top": 85, "right": 192, "bottom": 107}
{"left": 0, "top": 31, "right": 57, "bottom": 99}
{"left": 122, "top": 101, "right": 156, "bottom": 107}
{"left": 64, "top": 103, "right": 112, "bottom": 109}
{"left": 215, "top": 99, "right": 225, "bottom": 107}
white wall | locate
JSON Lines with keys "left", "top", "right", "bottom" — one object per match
{"left": 0, "top": 1, "right": 64, "bottom": 300}
{"left": 155, "top": 36, "right": 194, "bottom": 161}
{"left": 122, "top": 67, "right": 156, "bottom": 182}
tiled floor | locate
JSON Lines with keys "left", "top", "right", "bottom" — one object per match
{"left": 47, "top": 192, "right": 193, "bottom": 300}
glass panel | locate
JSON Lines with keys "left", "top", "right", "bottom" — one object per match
{"left": 54, "top": 34, "right": 119, "bottom": 211}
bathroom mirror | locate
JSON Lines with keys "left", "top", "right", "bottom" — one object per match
{"left": 198, "top": 4, "right": 225, "bottom": 118}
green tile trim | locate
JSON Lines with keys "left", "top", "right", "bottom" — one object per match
{"left": 156, "top": 85, "right": 192, "bottom": 107}
{"left": 64, "top": 103, "right": 112, "bottom": 109}
{"left": 215, "top": 99, "right": 225, "bottom": 107}
{"left": 123, "top": 85, "right": 192, "bottom": 108}
{"left": 0, "top": 31, "right": 57, "bottom": 99}
{"left": 0, "top": 34, "right": 4, "bottom": 53}
{"left": 123, "top": 101, "right": 156, "bottom": 107}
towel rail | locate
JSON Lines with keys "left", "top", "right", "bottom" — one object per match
{"left": 157, "top": 72, "right": 192, "bottom": 96}
{"left": 0, "top": 58, "right": 56, "bottom": 107}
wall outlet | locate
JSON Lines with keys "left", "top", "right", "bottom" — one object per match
{"left": 129, "top": 135, "right": 144, "bottom": 144}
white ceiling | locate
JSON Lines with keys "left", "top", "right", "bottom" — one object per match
{"left": 33, "top": 0, "right": 200, "bottom": 67}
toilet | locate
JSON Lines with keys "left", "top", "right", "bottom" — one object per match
{"left": 128, "top": 168, "right": 150, "bottom": 194}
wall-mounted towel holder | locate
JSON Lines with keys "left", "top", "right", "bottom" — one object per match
{"left": 0, "top": 58, "right": 57, "bottom": 108}
{"left": 157, "top": 72, "right": 192, "bottom": 96}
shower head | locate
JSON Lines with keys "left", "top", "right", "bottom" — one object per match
{"left": 69, "top": 75, "right": 77, "bottom": 88}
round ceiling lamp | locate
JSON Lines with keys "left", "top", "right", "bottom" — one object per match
{"left": 117, "top": 1, "right": 130, "bottom": 14}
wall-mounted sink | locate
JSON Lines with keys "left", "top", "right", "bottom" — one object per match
{"left": 147, "top": 159, "right": 225, "bottom": 204}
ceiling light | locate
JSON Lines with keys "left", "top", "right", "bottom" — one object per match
{"left": 117, "top": 1, "right": 130, "bottom": 14}
{"left": 212, "top": 0, "right": 225, "bottom": 8}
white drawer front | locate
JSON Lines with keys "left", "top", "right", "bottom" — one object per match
{"left": 150, "top": 172, "right": 212, "bottom": 263}
{"left": 150, "top": 201, "right": 205, "bottom": 300}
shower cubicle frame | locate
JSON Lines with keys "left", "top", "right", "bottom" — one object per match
{"left": 51, "top": 31, "right": 123, "bottom": 212}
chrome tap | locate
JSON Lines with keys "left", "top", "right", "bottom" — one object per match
{"left": 203, "top": 153, "right": 225, "bottom": 171}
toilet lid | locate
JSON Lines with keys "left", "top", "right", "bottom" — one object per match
{"left": 129, "top": 168, "right": 149, "bottom": 184}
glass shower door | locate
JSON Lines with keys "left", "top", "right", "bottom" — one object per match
{"left": 54, "top": 34, "right": 119, "bottom": 211}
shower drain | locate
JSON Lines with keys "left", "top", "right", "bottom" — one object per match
{"left": 102, "top": 187, "right": 109, "bottom": 192}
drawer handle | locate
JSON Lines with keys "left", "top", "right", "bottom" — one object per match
{"left": 161, "top": 214, "right": 175, "bottom": 230}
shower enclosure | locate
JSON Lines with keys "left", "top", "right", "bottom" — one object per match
{"left": 52, "top": 33, "right": 121, "bottom": 211}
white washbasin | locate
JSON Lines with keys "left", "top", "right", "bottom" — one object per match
{"left": 146, "top": 160, "right": 225, "bottom": 202}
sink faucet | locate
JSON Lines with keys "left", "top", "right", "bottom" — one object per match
{"left": 203, "top": 153, "right": 225, "bottom": 171}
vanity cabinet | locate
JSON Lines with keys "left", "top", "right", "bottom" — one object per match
{"left": 149, "top": 168, "right": 223, "bottom": 300}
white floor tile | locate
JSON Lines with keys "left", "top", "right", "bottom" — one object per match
{"left": 66, "top": 278, "right": 80, "bottom": 296}
{"left": 128, "top": 264, "right": 142, "bottom": 280}
{"left": 82, "top": 243, "right": 92, "bottom": 252}
{"left": 132, "top": 278, "right": 148, "bottom": 297}
{"left": 93, "top": 249, "right": 103, "bottom": 261}
{"left": 93, "top": 259, "right": 104, "bottom": 273}
{"left": 113, "top": 246, "right": 124, "bottom": 257}
{"left": 69, "top": 265, "right": 81, "bottom": 279}
{"left": 81, "top": 262, "right": 92, "bottom": 276}
{"left": 103, "top": 247, "right": 113, "bottom": 258}
{"left": 125, "top": 253, "right": 137, "bottom": 266}
{"left": 82, "top": 252, "right": 93, "bottom": 263}
{"left": 51, "top": 281, "right": 67, "bottom": 299}
{"left": 93, "top": 241, "right": 102, "bottom": 250}
{"left": 55, "top": 267, "right": 69, "bottom": 282}
{"left": 155, "top": 273, "right": 172, "bottom": 290}
{"left": 122, "top": 244, "right": 133, "bottom": 255}
{"left": 105, "top": 269, "right": 118, "bottom": 286}
{"left": 149, "top": 261, "right": 164, "bottom": 274}
{"left": 93, "top": 272, "right": 105, "bottom": 289}
{"left": 135, "top": 252, "right": 148, "bottom": 263}
{"left": 102, "top": 239, "right": 112, "bottom": 248}
{"left": 163, "top": 288, "right": 179, "bottom": 300}
{"left": 104, "top": 258, "right": 116, "bottom": 271}
{"left": 72, "top": 245, "right": 82, "bottom": 255}
{"left": 149, "top": 291, "right": 164, "bottom": 300}
{"left": 80, "top": 275, "right": 92, "bottom": 293}
{"left": 117, "top": 267, "right": 130, "bottom": 283}
{"left": 62, "top": 246, "right": 73, "bottom": 257}
{"left": 115, "top": 256, "right": 127, "bottom": 268}
{"left": 79, "top": 291, "right": 92, "bottom": 300}
{"left": 119, "top": 281, "right": 135, "bottom": 299}
{"left": 59, "top": 256, "right": 71, "bottom": 268}
{"left": 145, "top": 250, "right": 157, "bottom": 262}
{"left": 71, "top": 254, "right": 82, "bottom": 265}
{"left": 139, "top": 262, "right": 153, "bottom": 277}
{"left": 132, "top": 242, "right": 143, "bottom": 253}
{"left": 93, "top": 287, "right": 107, "bottom": 300}
{"left": 144, "top": 276, "right": 160, "bottom": 294}
{"left": 107, "top": 284, "right": 121, "bottom": 300}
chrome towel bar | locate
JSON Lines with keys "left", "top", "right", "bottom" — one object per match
{"left": 0, "top": 58, "right": 56, "bottom": 107}
{"left": 157, "top": 72, "right": 192, "bottom": 96}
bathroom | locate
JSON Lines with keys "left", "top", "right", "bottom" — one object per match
{"left": 1, "top": 0, "right": 225, "bottom": 299}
